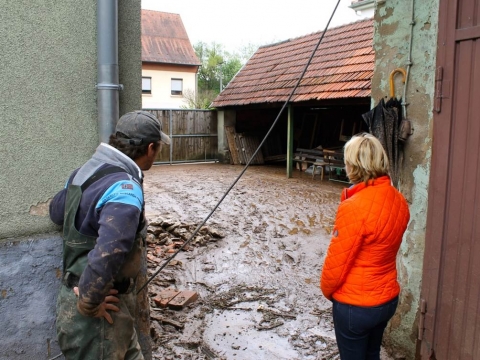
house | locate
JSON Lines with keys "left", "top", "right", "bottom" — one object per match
{"left": 141, "top": 10, "right": 201, "bottom": 109}
{"left": 212, "top": 19, "right": 374, "bottom": 168}
{"left": 0, "top": 2, "right": 142, "bottom": 358}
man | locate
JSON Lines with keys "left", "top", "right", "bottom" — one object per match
{"left": 50, "top": 111, "right": 170, "bottom": 360}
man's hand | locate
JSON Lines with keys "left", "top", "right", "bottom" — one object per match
{"left": 73, "top": 287, "right": 120, "bottom": 324}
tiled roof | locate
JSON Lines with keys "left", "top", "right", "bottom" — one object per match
{"left": 142, "top": 10, "right": 201, "bottom": 66}
{"left": 212, "top": 19, "right": 373, "bottom": 108}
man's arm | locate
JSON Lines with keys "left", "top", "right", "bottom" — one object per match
{"left": 49, "top": 189, "right": 67, "bottom": 225}
{"left": 49, "top": 170, "right": 79, "bottom": 225}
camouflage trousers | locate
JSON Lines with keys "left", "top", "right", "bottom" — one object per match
{"left": 56, "top": 285, "right": 144, "bottom": 360}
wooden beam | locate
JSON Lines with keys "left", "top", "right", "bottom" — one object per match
{"left": 287, "top": 105, "right": 294, "bottom": 178}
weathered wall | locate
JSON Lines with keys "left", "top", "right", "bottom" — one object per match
{"left": 0, "top": 236, "right": 63, "bottom": 359}
{"left": 0, "top": 0, "right": 141, "bottom": 240}
{"left": 371, "top": 0, "right": 439, "bottom": 357}
{"left": 0, "top": 0, "right": 141, "bottom": 357}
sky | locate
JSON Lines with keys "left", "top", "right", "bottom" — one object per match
{"left": 141, "top": 0, "right": 366, "bottom": 53}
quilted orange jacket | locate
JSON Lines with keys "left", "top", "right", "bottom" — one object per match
{"left": 320, "top": 176, "right": 410, "bottom": 306}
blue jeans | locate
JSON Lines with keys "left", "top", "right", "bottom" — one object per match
{"left": 332, "top": 296, "right": 398, "bottom": 360}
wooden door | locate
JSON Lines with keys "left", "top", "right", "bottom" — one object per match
{"left": 420, "top": 0, "right": 480, "bottom": 358}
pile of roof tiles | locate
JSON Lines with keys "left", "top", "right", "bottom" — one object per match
{"left": 146, "top": 216, "right": 225, "bottom": 264}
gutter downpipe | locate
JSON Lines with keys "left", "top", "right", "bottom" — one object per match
{"left": 96, "top": 0, "right": 123, "bottom": 143}
{"left": 402, "top": 0, "right": 415, "bottom": 119}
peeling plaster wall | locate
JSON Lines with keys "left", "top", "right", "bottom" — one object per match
{"left": 0, "top": 0, "right": 141, "bottom": 240}
{"left": 371, "top": 0, "right": 439, "bottom": 357}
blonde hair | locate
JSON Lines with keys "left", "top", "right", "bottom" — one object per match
{"left": 344, "top": 133, "right": 389, "bottom": 184}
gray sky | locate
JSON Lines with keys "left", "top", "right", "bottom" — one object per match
{"left": 141, "top": 0, "right": 364, "bottom": 52}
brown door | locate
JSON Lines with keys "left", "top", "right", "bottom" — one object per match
{"left": 420, "top": 0, "right": 480, "bottom": 358}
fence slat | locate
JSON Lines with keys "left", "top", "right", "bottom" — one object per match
{"left": 145, "top": 109, "right": 218, "bottom": 164}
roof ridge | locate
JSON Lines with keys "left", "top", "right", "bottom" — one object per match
{"left": 259, "top": 18, "right": 373, "bottom": 49}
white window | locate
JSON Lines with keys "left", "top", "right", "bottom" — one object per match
{"left": 171, "top": 78, "right": 183, "bottom": 96}
{"left": 142, "top": 77, "right": 151, "bottom": 94}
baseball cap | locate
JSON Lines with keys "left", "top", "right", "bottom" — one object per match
{"left": 115, "top": 110, "right": 170, "bottom": 145}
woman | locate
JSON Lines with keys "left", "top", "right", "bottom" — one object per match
{"left": 320, "top": 133, "right": 410, "bottom": 360}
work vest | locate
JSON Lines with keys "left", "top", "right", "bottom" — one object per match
{"left": 62, "top": 166, "right": 146, "bottom": 282}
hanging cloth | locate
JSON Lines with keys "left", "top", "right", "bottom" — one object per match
{"left": 361, "top": 98, "right": 400, "bottom": 187}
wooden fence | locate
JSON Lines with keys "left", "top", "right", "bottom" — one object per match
{"left": 145, "top": 109, "right": 218, "bottom": 164}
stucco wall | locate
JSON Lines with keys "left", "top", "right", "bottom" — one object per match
{"left": 119, "top": 1, "right": 142, "bottom": 116}
{"left": 0, "top": 0, "right": 141, "bottom": 240}
{"left": 0, "top": 0, "right": 141, "bottom": 357}
{"left": 371, "top": 0, "right": 439, "bottom": 357}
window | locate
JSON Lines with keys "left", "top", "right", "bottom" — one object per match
{"left": 171, "top": 78, "right": 183, "bottom": 96}
{"left": 142, "top": 77, "right": 151, "bottom": 94}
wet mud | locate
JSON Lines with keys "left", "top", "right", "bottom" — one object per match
{"left": 143, "top": 163, "right": 392, "bottom": 360}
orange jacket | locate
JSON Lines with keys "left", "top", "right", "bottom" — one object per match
{"left": 320, "top": 176, "right": 410, "bottom": 306}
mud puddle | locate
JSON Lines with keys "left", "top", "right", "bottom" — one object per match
{"left": 143, "top": 163, "right": 392, "bottom": 360}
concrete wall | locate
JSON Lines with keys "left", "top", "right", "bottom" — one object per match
{"left": 371, "top": 0, "right": 439, "bottom": 357}
{"left": 0, "top": 0, "right": 141, "bottom": 357}
{"left": 0, "top": 236, "right": 63, "bottom": 359}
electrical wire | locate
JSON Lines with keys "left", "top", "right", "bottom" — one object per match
{"left": 47, "top": 353, "right": 63, "bottom": 360}
{"left": 137, "top": 0, "right": 342, "bottom": 294}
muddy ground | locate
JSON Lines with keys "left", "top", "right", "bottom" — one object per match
{"left": 143, "top": 163, "right": 394, "bottom": 360}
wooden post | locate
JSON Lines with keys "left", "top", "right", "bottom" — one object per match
{"left": 287, "top": 105, "right": 294, "bottom": 178}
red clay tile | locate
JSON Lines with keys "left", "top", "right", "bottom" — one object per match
{"left": 167, "top": 290, "right": 199, "bottom": 310}
{"left": 153, "top": 288, "right": 181, "bottom": 308}
{"left": 212, "top": 19, "right": 373, "bottom": 108}
{"left": 142, "top": 10, "right": 200, "bottom": 66}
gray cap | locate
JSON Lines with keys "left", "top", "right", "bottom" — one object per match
{"left": 115, "top": 110, "right": 170, "bottom": 145}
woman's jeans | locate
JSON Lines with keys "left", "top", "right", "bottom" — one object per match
{"left": 332, "top": 296, "right": 398, "bottom": 360}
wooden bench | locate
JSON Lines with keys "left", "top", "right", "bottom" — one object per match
{"left": 293, "top": 148, "right": 328, "bottom": 180}
{"left": 324, "top": 148, "right": 349, "bottom": 183}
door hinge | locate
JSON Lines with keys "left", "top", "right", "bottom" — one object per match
{"left": 434, "top": 67, "right": 443, "bottom": 113}
{"left": 418, "top": 298, "right": 427, "bottom": 340}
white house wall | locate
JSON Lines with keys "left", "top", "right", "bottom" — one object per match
{"left": 142, "top": 64, "right": 197, "bottom": 109}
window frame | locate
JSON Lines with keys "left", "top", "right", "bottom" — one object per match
{"left": 171, "top": 78, "right": 183, "bottom": 96}
{"left": 142, "top": 77, "right": 152, "bottom": 94}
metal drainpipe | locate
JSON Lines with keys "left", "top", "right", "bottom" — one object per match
{"left": 402, "top": 0, "right": 415, "bottom": 119}
{"left": 96, "top": 0, "right": 123, "bottom": 143}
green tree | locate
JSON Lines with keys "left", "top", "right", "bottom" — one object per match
{"left": 188, "top": 42, "right": 257, "bottom": 109}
